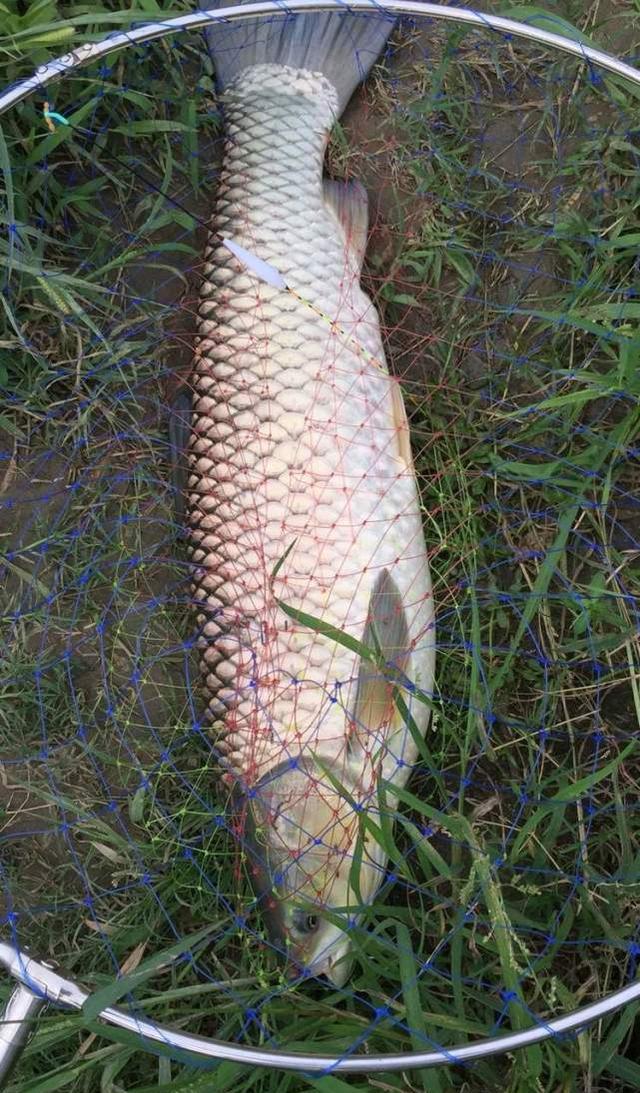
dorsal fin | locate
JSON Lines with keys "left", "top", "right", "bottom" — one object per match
{"left": 390, "top": 379, "right": 413, "bottom": 469}
{"left": 323, "top": 179, "right": 369, "bottom": 271}
{"left": 349, "top": 569, "right": 410, "bottom": 757}
{"left": 168, "top": 384, "right": 191, "bottom": 538}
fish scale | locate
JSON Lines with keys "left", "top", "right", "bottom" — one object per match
{"left": 187, "top": 63, "right": 433, "bottom": 791}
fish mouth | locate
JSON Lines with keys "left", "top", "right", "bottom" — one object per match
{"left": 286, "top": 947, "right": 352, "bottom": 988}
{"left": 287, "top": 923, "right": 354, "bottom": 988}
{"left": 304, "top": 951, "right": 352, "bottom": 988}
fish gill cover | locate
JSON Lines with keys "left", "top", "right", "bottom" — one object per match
{"left": 0, "top": 3, "right": 639, "bottom": 1089}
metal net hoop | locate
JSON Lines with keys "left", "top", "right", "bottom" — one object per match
{"left": 0, "top": 1, "right": 639, "bottom": 1081}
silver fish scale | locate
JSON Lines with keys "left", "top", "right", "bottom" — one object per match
{"left": 188, "top": 65, "right": 434, "bottom": 786}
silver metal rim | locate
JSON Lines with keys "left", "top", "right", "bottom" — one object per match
{"left": 1, "top": 940, "right": 640, "bottom": 1071}
{"left": 0, "top": 0, "right": 639, "bottom": 1074}
{"left": 1, "top": 0, "right": 640, "bottom": 118}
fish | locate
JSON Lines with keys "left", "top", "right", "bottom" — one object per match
{"left": 185, "top": 4, "right": 436, "bottom": 985}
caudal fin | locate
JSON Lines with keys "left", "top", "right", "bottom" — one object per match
{"left": 198, "top": 1, "right": 394, "bottom": 115}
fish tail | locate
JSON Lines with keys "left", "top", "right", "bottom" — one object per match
{"left": 198, "top": 1, "right": 394, "bottom": 114}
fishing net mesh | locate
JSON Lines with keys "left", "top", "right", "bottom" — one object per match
{"left": 1, "top": 9, "right": 639, "bottom": 1088}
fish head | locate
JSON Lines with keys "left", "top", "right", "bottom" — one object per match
{"left": 246, "top": 756, "right": 383, "bottom": 986}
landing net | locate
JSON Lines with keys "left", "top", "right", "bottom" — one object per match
{"left": 0, "top": 5, "right": 639, "bottom": 1089}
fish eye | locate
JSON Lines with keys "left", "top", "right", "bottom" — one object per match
{"left": 292, "top": 909, "right": 319, "bottom": 935}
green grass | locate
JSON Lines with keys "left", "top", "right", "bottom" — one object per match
{"left": 1, "top": 1, "right": 640, "bottom": 1091}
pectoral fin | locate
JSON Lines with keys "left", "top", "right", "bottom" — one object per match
{"left": 348, "top": 569, "right": 410, "bottom": 756}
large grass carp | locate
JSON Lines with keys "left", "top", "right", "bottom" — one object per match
{"left": 187, "top": 4, "right": 436, "bottom": 984}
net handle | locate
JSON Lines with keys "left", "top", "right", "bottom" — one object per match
{"left": 1, "top": 0, "right": 640, "bottom": 119}
{"left": 0, "top": 982, "right": 46, "bottom": 1084}
{"left": 1, "top": 0, "right": 639, "bottom": 1079}
{"left": 1, "top": 940, "right": 639, "bottom": 1072}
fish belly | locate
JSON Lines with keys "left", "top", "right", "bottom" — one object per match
{"left": 188, "top": 66, "right": 434, "bottom": 786}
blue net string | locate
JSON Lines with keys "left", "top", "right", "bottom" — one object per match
{"left": 0, "top": 12, "right": 639, "bottom": 1086}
